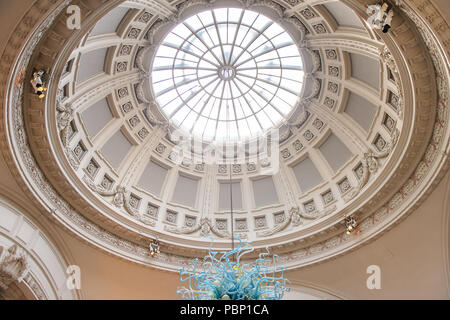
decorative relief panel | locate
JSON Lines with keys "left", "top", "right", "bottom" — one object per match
{"left": 129, "top": 194, "right": 141, "bottom": 210}
{"left": 374, "top": 134, "right": 387, "bottom": 152}
{"left": 232, "top": 164, "right": 242, "bottom": 174}
{"left": 100, "top": 175, "right": 114, "bottom": 191}
{"left": 281, "top": 148, "right": 292, "bottom": 159}
{"left": 354, "top": 162, "right": 364, "bottom": 181}
{"left": 303, "top": 200, "right": 316, "bottom": 214}
{"left": 338, "top": 177, "right": 352, "bottom": 194}
{"left": 254, "top": 216, "right": 267, "bottom": 229}
{"left": 324, "top": 97, "right": 335, "bottom": 109}
{"left": 138, "top": 127, "right": 149, "bottom": 139}
{"left": 327, "top": 82, "right": 339, "bottom": 93}
{"left": 129, "top": 115, "right": 140, "bottom": 128}
{"left": 328, "top": 66, "right": 340, "bottom": 77}
{"left": 138, "top": 12, "right": 153, "bottom": 23}
{"left": 303, "top": 130, "right": 315, "bottom": 141}
{"left": 312, "top": 118, "right": 324, "bottom": 130}
{"left": 274, "top": 212, "right": 286, "bottom": 225}
{"left": 383, "top": 113, "right": 396, "bottom": 132}
{"left": 120, "top": 45, "right": 133, "bottom": 56}
{"left": 300, "top": 8, "right": 316, "bottom": 20}
{"left": 116, "top": 62, "right": 127, "bottom": 73}
{"left": 127, "top": 28, "right": 141, "bottom": 39}
{"left": 218, "top": 164, "right": 228, "bottom": 174}
{"left": 235, "top": 219, "right": 248, "bottom": 231}
{"left": 73, "top": 142, "right": 86, "bottom": 161}
{"left": 86, "top": 159, "right": 99, "bottom": 178}
{"left": 155, "top": 143, "right": 166, "bottom": 154}
{"left": 247, "top": 162, "right": 256, "bottom": 172}
{"left": 321, "top": 190, "right": 334, "bottom": 205}
{"left": 293, "top": 139, "right": 303, "bottom": 151}
{"left": 216, "top": 219, "right": 227, "bottom": 231}
{"left": 195, "top": 163, "right": 205, "bottom": 172}
{"left": 313, "top": 24, "right": 327, "bottom": 34}
{"left": 121, "top": 102, "right": 133, "bottom": 114}
{"left": 165, "top": 210, "right": 178, "bottom": 224}
{"left": 184, "top": 215, "right": 197, "bottom": 228}
{"left": 117, "top": 87, "right": 129, "bottom": 99}
{"left": 388, "top": 91, "right": 400, "bottom": 110}
{"left": 146, "top": 204, "right": 159, "bottom": 219}
{"left": 325, "top": 49, "right": 337, "bottom": 60}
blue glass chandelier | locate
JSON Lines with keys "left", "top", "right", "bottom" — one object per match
{"left": 177, "top": 237, "right": 289, "bottom": 300}
{"left": 177, "top": 165, "right": 289, "bottom": 300}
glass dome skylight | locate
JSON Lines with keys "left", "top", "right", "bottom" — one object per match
{"left": 151, "top": 8, "right": 304, "bottom": 142}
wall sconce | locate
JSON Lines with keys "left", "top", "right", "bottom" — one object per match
{"left": 345, "top": 216, "right": 358, "bottom": 235}
{"left": 30, "top": 70, "right": 47, "bottom": 99}
{"left": 367, "top": 3, "right": 394, "bottom": 33}
{"left": 149, "top": 238, "right": 160, "bottom": 257}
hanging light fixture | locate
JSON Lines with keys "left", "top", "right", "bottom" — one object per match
{"left": 177, "top": 164, "right": 290, "bottom": 300}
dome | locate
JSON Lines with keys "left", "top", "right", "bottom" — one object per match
{"left": 1, "top": 0, "right": 448, "bottom": 276}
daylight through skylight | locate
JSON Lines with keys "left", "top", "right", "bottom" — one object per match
{"left": 151, "top": 8, "right": 304, "bottom": 142}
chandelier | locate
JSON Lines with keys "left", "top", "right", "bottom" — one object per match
{"left": 177, "top": 165, "right": 290, "bottom": 300}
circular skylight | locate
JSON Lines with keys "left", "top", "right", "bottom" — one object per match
{"left": 151, "top": 8, "right": 304, "bottom": 142}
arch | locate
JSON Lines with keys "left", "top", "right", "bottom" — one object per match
{"left": 0, "top": 197, "right": 80, "bottom": 300}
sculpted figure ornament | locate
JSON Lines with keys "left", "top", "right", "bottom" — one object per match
{"left": 257, "top": 207, "right": 303, "bottom": 237}
{"left": 344, "top": 129, "right": 400, "bottom": 202}
{"left": 56, "top": 103, "right": 74, "bottom": 146}
{"left": 164, "top": 218, "right": 232, "bottom": 239}
{"left": 0, "top": 245, "right": 28, "bottom": 290}
{"left": 299, "top": 205, "right": 337, "bottom": 220}
{"left": 84, "top": 178, "right": 143, "bottom": 219}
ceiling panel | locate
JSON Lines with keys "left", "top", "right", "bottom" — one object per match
{"left": 81, "top": 98, "right": 113, "bottom": 138}
{"left": 252, "top": 176, "right": 279, "bottom": 208}
{"left": 171, "top": 175, "right": 199, "bottom": 208}
{"left": 100, "top": 130, "right": 132, "bottom": 169}
{"left": 319, "top": 133, "right": 353, "bottom": 172}
{"left": 292, "top": 157, "right": 324, "bottom": 192}
{"left": 138, "top": 160, "right": 169, "bottom": 197}
{"left": 350, "top": 53, "right": 380, "bottom": 90}
{"left": 89, "top": 6, "right": 130, "bottom": 37}
{"left": 345, "top": 91, "right": 377, "bottom": 132}
{"left": 77, "top": 47, "right": 108, "bottom": 83}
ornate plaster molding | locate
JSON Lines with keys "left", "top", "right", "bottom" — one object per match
{"left": 0, "top": 245, "right": 28, "bottom": 291}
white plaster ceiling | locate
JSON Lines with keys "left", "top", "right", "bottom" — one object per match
{"left": 52, "top": 0, "right": 412, "bottom": 263}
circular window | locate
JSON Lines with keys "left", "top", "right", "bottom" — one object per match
{"left": 151, "top": 8, "right": 304, "bottom": 142}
